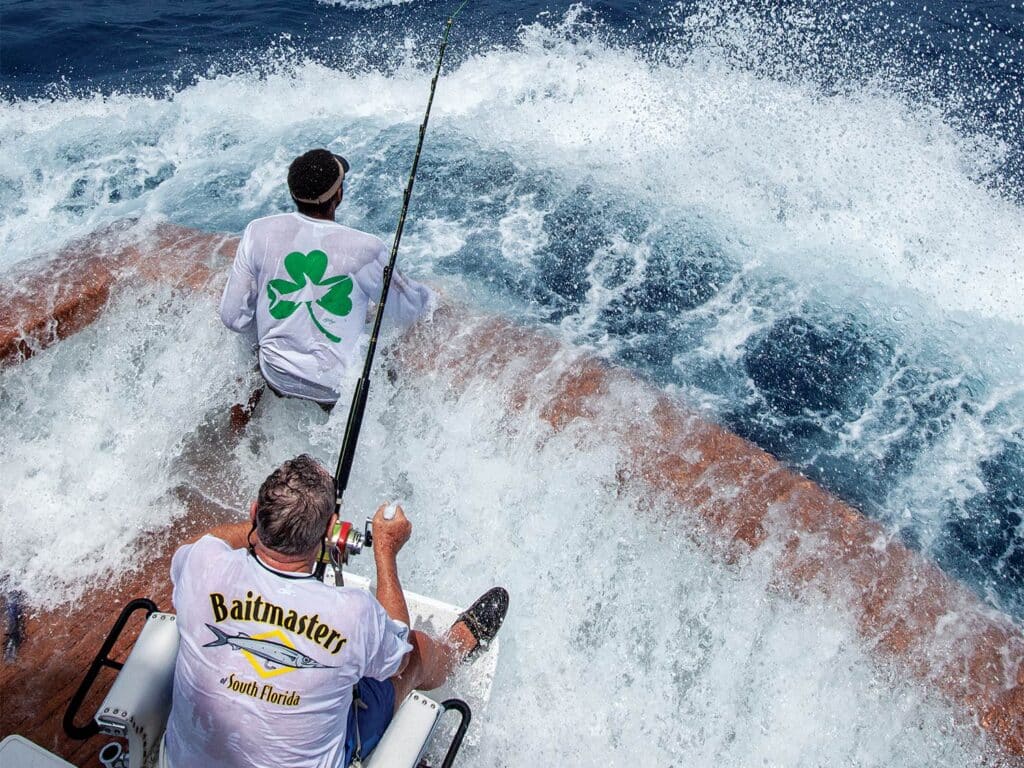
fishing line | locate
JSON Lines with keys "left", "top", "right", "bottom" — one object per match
{"left": 331, "top": 0, "right": 470, "bottom": 526}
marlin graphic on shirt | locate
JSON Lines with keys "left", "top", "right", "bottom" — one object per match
{"left": 204, "top": 624, "right": 334, "bottom": 670}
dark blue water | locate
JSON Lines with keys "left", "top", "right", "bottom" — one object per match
{"left": 2, "top": 0, "right": 1023, "bottom": 619}
{"left": 3, "top": 0, "right": 1020, "bottom": 126}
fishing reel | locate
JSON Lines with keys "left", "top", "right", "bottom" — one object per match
{"left": 315, "top": 519, "right": 373, "bottom": 586}
{"left": 320, "top": 519, "right": 374, "bottom": 565}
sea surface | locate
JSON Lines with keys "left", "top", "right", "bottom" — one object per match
{"left": 1, "top": 1, "right": 1022, "bottom": 765}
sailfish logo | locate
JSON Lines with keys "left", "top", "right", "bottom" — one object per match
{"left": 204, "top": 624, "right": 334, "bottom": 671}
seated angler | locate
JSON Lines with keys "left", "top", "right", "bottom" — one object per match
{"left": 164, "top": 454, "right": 508, "bottom": 767}
{"left": 220, "top": 149, "right": 435, "bottom": 420}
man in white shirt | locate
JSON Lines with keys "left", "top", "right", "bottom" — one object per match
{"left": 165, "top": 454, "right": 508, "bottom": 768}
{"left": 220, "top": 149, "right": 434, "bottom": 414}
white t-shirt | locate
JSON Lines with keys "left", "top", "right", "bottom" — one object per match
{"left": 220, "top": 212, "right": 434, "bottom": 402}
{"left": 164, "top": 535, "right": 413, "bottom": 768}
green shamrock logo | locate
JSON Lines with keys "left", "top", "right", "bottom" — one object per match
{"left": 267, "top": 250, "right": 354, "bottom": 343}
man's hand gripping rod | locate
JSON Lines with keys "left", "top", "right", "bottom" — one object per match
{"left": 318, "top": 2, "right": 470, "bottom": 583}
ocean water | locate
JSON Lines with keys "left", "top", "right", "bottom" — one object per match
{"left": 0, "top": 0, "right": 1022, "bottom": 764}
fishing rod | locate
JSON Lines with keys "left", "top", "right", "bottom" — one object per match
{"left": 318, "top": 1, "right": 470, "bottom": 581}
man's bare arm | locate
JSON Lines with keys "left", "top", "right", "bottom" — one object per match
{"left": 375, "top": 546, "right": 411, "bottom": 627}
{"left": 372, "top": 505, "right": 412, "bottom": 627}
{"left": 370, "top": 504, "right": 415, "bottom": 677}
{"left": 187, "top": 520, "right": 252, "bottom": 550}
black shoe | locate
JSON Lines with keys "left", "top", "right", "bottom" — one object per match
{"left": 455, "top": 587, "right": 509, "bottom": 661}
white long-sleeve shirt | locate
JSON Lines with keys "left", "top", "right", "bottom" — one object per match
{"left": 220, "top": 212, "right": 433, "bottom": 403}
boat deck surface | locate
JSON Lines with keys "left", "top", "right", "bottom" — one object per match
{"left": 1, "top": 503, "right": 234, "bottom": 767}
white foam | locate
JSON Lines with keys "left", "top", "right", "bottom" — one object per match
{"left": 0, "top": 286, "right": 255, "bottom": 607}
{"left": 883, "top": 380, "right": 1024, "bottom": 550}
{"left": 438, "top": 14, "right": 1024, "bottom": 325}
{"left": 1, "top": 8, "right": 1021, "bottom": 323}
{"left": 250, "top": 332, "right": 990, "bottom": 765}
{"left": 0, "top": 273, "right": 996, "bottom": 763}
{"left": 316, "top": 0, "right": 416, "bottom": 7}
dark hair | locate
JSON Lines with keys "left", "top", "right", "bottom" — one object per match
{"left": 255, "top": 454, "right": 334, "bottom": 556}
{"left": 288, "top": 149, "right": 343, "bottom": 217}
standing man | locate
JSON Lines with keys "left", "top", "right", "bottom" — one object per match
{"left": 221, "top": 149, "right": 434, "bottom": 413}
{"left": 164, "top": 454, "right": 508, "bottom": 767}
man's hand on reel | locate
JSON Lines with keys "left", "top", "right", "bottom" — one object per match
{"left": 372, "top": 504, "right": 411, "bottom": 560}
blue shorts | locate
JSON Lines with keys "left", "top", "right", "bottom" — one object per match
{"left": 343, "top": 678, "right": 396, "bottom": 766}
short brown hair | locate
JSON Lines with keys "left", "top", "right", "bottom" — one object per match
{"left": 255, "top": 454, "right": 334, "bottom": 556}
